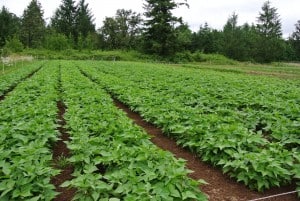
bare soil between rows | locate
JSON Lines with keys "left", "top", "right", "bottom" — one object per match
{"left": 114, "top": 99, "right": 298, "bottom": 201}
{"left": 51, "top": 101, "right": 75, "bottom": 201}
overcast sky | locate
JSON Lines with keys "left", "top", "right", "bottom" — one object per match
{"left": 1, "top": 0, "right": 299, "bottom": 37}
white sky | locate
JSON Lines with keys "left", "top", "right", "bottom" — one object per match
{"left": 0, "top": 0, "right": 299, "bottom": 38}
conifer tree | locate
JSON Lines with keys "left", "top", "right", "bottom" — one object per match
{"left": 20, "top": 0, "right": 45, "bottom": 48}
{"left": 291, "top": 20, "right": 300, "bottom": 60}
{"left": 256, "top": 1, "right": 284, "bottom": 62}
{"left": 75, "top": 0, "right": 95, "bottom": 38}
{"left": 51, "top": 0, "right": 77, "bottom": 40}
{"left": 257, "top": 1, "right": 282, "bottom": 38}
{"left": 142, "top": 0, "right": 188, "bottom": 56}
{"left": 0, "top": 6, "right": 20, "bottom": 47}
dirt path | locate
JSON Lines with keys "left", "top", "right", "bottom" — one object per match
{"left": 51, "top": 100, "right": 75, "bottom": 201}
{"left": 114, "top": 99, "right": 299, "bottom": 201}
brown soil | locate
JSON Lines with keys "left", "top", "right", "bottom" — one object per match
{"left": 114, "top": 99, "right": 299, "bottom": 201}
{"left": 51, "top": 101, "right": 75, "bottom": 201}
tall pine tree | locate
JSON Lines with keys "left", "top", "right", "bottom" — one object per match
{"left": 142, "top": 0, "right": 188, "bottom": 56}
{"left": 51, "top": 0, "right": 77, "bottom": 41}
{"left": 222, "top": 12, "right": 242, "bottom": 60}
{"left": 75, "top": 0, "right": 95, "bottom": 38}
{"left": 0, "top": 6, "right": 20, "bottom": 47}
{"left": 51, "top": 0, "right": 96, "bottom": 48}
{"left": 291, "top": 20, "right": 300, "bottom": 60}
{"left": 257, "top": 1, "right": 282, "bottom": 38}
{"left": 20, "top": 0, "right": 45, "bottom": 48}
{"left": 256, "top": 1, "right": 284, "bottom": 62}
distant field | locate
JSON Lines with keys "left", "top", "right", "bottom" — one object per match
{"left": 180, "top": 62, "right": 300, "bottom": 79}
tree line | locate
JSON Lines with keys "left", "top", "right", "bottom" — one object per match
{"left": 1, "top": 0, "right": 300, "bottom": 63}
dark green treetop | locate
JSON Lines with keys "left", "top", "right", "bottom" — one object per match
{"left": 257, "top": 0, "right": 282, "bottom": 38}
{"left": 142, "top": 0, "right": 188, "bottom": 56}
{"left": 0, "top": 6, "right": 20, "bottom": 47}
{"left": 20, "top": 0, "right": 45, "bottom": 48}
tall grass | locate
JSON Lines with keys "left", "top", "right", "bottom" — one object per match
{"left": 20, "top": 49, "right": 238, "bottom": 65}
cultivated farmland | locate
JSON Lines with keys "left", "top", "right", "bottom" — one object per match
{"left": 0, "top": 60, "right": 299, "bottom": 201}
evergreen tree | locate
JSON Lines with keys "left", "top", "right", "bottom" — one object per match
{"left": 143, "top": 0, "right": 188, "bottom": 56}
{"left": 239, "top": 23, "right": 260, "bottom": 61}
{"left": 290, "top": 20, "right": 300, "bottom": 60}
{"left": 0, "top": 6, "right": 20, "bottom": 47}
{"left": 191, "top": 23, "right": 220, "bottom": 53}
{"left": 51, "top": 0, "right": 77, "bottom": 41}
{"left": 256, "top": 1, "right": 284, "bottom": 62}
{"left": 222, "top": 12, "right": 242, "bottom": 60}
{"left": 175, "top": 23, "right": 192, "bottom": 52}
{"left": 75, "top": 0, "right": 95, "bottom": 38}
{"left": 20, "top": 0, "right": 45, "bottom": 48}
{"left": 257, "top": 1, "right": 282, "bottom": 38}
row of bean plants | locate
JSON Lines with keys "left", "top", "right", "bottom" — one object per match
{"left": 59, "top": 62, "right": 207, "bottom": 201}
{"left": 0, "top": 62, "right": 60, "bottom": 200}
{"left": 78, "top": 61, "right": 300, "bottom": 193}
{"left": 0, "top": 61, "right": 44, "bottom": 96}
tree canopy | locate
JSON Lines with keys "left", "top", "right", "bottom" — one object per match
{"left": 20, "top": 0, "right": 45, "bottom": 48}
{"left": 0, "top": 6, "right": 20, "bottom": 47}
{"left": 99, "top": 9, "right": 142, "bottom": 50}
{"left": 142, "top": 0, "right": 188, "bottom": 56}
{"left": 0, "top": 0, "right": 299, "bottom": 62}
{"left": 51, "top": 0, "right": 77, "bottom": 39}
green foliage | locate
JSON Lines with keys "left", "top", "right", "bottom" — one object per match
{"left": 75, "top": 0, "right": 95, "bottom": 38}
{"left": 50, "top": 0, "right": 77, "bottom": 40}
{"left": 290, "top": 20, "right": 300, "bottom": 60}
{"left": 56, "top": 155, "right": 70, "bottom": 168}
{"left": 143, "top": 0, "right": 188, "bottom": 56}
{"left": 255, "top": 1, "right": 284, "bottom": 62}
{"left": 20, "top": 0, "right": 45, "bottom": 48}
{"left": 80, "top": 61, "right": 300, "bottom": 192}
{"left": 257, "top": 1, "right": 282, "bottom": 38}
{"left": 0, "top": 61, "right": 41, "bottom": 95}
{"left": 191, "top": 23, "right": 221, "bottom": 54}
{"left": 222, "top": 13, "right": 246, "bottom": 60}
{"left": 50, "top": 0, "right": 95, "bottom": 48}
{"left": 60, "top": 62, "right": 207, "bottom": 200}
{"left": 99, "top": 9, "right": 142, "bottom": 50}
{"left": 0, "top": 62, "right": 60, "bottom": 200}
{"left": 4, "top": 35, "right": 24, "bottom": 53}
{"left": 43, "top": 32, "right": 71, "bottom": 51}
{"left": 192, "top": 52, "right": 238, "bottom": 64}
{"left": 0, "top": 6, "right": 20, "bottom": 47}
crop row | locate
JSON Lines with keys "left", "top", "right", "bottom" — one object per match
{"left": 59, "top": 62, "right": 207, "bottom": 200}
{"left": 0, "top": 63, "right": 59, "bottom": 200}
{"left": 87, "top": 61, "right": 300, "bottom": 146}
{"left": 0, "top": 61, "right": 44, "bottom": 96}
{"left": 78, "top": 61, "right": 300, "bottom": 192}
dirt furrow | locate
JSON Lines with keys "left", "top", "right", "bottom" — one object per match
{"left": 51, "top": 66, "right": 75, "bottom": 201}
{"left": 51, "top": 100, "right": 75, "bottom": 201}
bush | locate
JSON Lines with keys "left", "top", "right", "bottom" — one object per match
{"left": 44, "top": 33, "right": 71, "bottom": 51}
{"left": 4, "top": 35, "right": 24, "bottom": 53}
{"left": 192, "top": 52, "right": 238, "bottom": 65}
